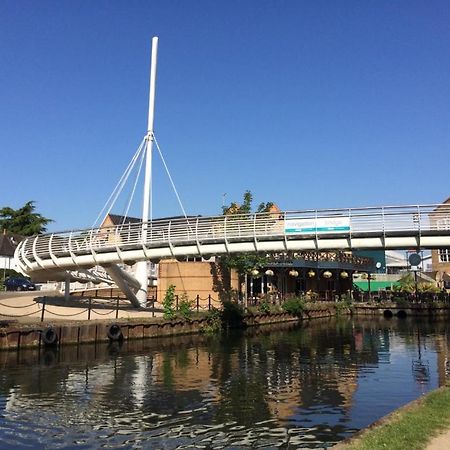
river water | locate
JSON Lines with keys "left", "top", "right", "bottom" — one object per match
{"left": 1, "top": 317, "right": 449, "bottom": 449}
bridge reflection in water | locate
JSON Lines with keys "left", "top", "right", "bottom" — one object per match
{"left": 1, "top": 317, "right": 450, "bottom": 448}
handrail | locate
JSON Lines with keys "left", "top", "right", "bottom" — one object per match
{"left": 14, "top": 203, "right": 450, "bottom": 275}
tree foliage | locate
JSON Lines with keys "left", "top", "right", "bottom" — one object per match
{"left": 221, "top": 190, "right": 274, "bottom": 276}
{"left": 0, "top": 201, "right": 52, "bottom": 236}
{"left": 393, "top": 273, "right": 440, "bottom": 294}
{"left": 222, "top": 190, "right": 274, "bottom": 216}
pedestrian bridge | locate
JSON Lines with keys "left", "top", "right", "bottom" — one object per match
{"left": 15, "top": 203, "right": 450, "bottom": 281}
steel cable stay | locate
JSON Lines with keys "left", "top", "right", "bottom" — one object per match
{"left": 91, "top": 137, "right": 147, "bottom": 229}
{"left": 120, "top": 141, "right": 147, "bottom": 228}
{"left": 152, "top": 133, "right": 194, "bottom": 233}
{"left": 91, "top": 132, "right": 192, "bottom": 235}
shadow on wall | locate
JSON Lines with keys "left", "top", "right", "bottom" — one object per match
{"left": 210, "top": 260, "right": 233, "bottom": 303}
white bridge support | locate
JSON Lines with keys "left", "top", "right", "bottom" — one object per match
{"left": 104, "top": 264, "right": 143, "bottom": 308}
{"left": 135, "top": 36, "right": 159, "bottom": 308}
{"left": 14, "top": 203, "right": 450, "bottom": 307}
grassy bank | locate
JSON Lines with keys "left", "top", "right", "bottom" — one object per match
{"left": 336, "top": 386, "right": 450, "bottom": 450}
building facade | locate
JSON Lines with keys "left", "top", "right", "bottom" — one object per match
{"left": 431, "top": 197, "right": 450, "bottom": 290}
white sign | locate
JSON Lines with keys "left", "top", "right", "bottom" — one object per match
{"left": 285, "top": 217, "right": 351, "bottom": 234}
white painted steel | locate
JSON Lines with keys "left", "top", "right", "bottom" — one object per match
{"left": 14, "top": 204, "right": 450, "bottom": 279}
{"left": 136, "top": 36, "right": 159, "bottom": 306}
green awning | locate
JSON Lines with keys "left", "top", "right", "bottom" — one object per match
{"left": 354, "top": 280, "right": 400, "bottom": 292}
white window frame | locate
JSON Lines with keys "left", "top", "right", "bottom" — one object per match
{"left": 438, "top": 249, "right": 450, "bottom": 263}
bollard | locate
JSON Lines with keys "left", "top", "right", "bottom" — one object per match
{"left": 208, "top": 294, "right": 211, "bottom": 311}
{"left": 196, "top": 294, "right": 200, "bottom": 313}
{"left": 116, "top": 298, "right": 120, "bottom": 319}
{"left": 88, "top": 298, "right": 92, "bottom": 321}
{"left": 152, "top": 299, "right": 155, "bottom": 318}
{"left": 40, "top": 298, "right": 46, "bottom": 322}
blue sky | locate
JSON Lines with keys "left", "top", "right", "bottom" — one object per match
{"left": 1, "top": 1, "right": 449, "bottom": 231}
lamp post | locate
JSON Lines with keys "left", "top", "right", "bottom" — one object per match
{"left": 367, "top": 273, "right": 375, "bottom": 302}
{"left": 265, "top": 269, "right": 274, "bottom": 300}
{"left": 250, "top": 269, "right": 259, "bottom": 305}
{"left": 409, "top": 253, "right": 422, "bottom": 303}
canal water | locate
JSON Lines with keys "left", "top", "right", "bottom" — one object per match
{"left": 1, "top": 317, "right": 449, "bottom": 449}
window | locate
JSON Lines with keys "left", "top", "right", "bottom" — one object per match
{"left": 438, "top": 249, "right": 450, "bottom": 263}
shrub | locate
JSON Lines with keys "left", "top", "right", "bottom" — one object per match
{"left": 393, "top": 296, "right": 409, "bottom": 307}
{"left": 178, "top": 293, "right": 194, "bottom": 320}
{"left": 258, "top": 300, "right": 271, "bottom": 314}
{"left": 162, "top": 284, "right": 177, "bottom": 320}
{"left": 178, "top": 293, "right": 193, "bottom": 320}
{"left": 201, "top": 307, "right": 222, "bottom": 334}
{"left": 221, "top": 300, "right": 245, "bottom": 328}
{"left": 281, "top": 297, "right": 305, "bottom": 316}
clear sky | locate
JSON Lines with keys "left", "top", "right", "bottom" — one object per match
{"left": 1, "top": 1, "right": 449, "bottom": 231}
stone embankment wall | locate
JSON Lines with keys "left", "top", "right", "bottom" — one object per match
{"left": 353, "top": 303, "right": 450, "bottom": 317}
{"left": 0, "top": 305, "right": 336, "bottom": 351}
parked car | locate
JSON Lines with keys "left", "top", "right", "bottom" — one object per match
{"left": 4, "top": 277, "right": 36, "bottom": 291}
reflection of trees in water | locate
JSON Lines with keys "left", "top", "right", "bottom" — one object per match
{"left": 1, "top": 318, "right": 450, "bottom": 435}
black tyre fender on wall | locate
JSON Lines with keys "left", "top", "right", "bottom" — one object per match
{"left": 107, "top": 323, "right": 123, "bottom": 341}
{"left": 42, "top": 327, "right": 58, "bottom": 346}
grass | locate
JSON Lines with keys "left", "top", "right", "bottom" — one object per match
{"left": 339, "top": 386, "right": 450, "bottom": 450}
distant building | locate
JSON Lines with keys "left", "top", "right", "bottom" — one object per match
{"left": 0, "top": 230, "right": 24, "bottom": 272}
{"left": 431, "top": 197, "right": 450, "bottom": 290}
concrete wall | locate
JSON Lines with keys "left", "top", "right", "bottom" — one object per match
{"left": 157, "top": 260, "right": 238, "bottom": 306}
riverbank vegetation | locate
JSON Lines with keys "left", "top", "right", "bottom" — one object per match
{"left": 339, "top": 386, "right": 450, "bottom": 450}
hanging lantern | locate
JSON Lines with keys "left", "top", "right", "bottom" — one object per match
{"left": 289, "top": 269, "right": 299, "bottom": 277}
{"left": 265, "top": 269, "right": 274, "bottom": 276}
{"left": 307, "top": 270, "right": 316, "bottom": 278}
{"left": 251, "top": 269, "right": 259, "bottom": 276}
{"left": 340, "top": 271, "right": 349, "bottom": 279}
{"left": 323, "top": 270, "right": 332, "bottom": 279}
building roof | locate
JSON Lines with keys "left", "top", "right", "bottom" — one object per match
{"left": 107, "top": 214, "right": 142, "bottom": 226}
{"left": 432, "top": 196, "right": 450, "bottom": 212}
{"left": 104, "top": 213, "right": 202, "bottom": 227}
{"left": 0, "top": 231, "right": 24, "bottom": 257}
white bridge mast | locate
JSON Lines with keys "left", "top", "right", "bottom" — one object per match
{"left": 135, "top": 36, "right": 158, "bottom": 307}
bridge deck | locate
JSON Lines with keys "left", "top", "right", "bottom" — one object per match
{"left": 15, "top": 203, "right": 450, "bottom": 277}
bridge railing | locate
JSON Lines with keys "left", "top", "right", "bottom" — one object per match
{"left": 15, "top": 203, "right": 450, "bottom": 272}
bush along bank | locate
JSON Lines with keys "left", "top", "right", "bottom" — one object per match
{"left": 200, "top": 297, "right": 339, "bottom": 334}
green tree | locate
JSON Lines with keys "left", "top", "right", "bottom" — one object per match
{"left": 220, "top": 191, "right": 274, "bottom": 305}
{"left": 222, "top": 190, "right": 274, "bottom": 216}
{"left": 0, "top": 201, "right": 52, "bottom": 236}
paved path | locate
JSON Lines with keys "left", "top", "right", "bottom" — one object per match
{"left": 0, "top": 292, "right": 161, "bottom": 323}
{"left": 426, "top": 428, "right": 450, "bottom": 449}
